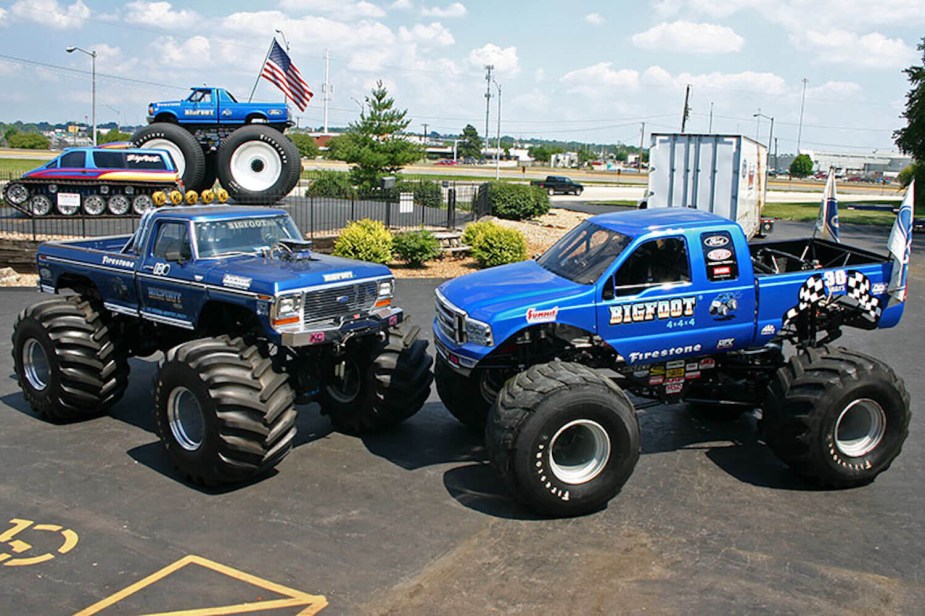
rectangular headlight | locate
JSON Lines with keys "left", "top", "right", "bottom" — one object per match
{"left": 465, "top": 317, "right": 493, "bottom": 347}
{"left": 379, "top": 279, "right": 394, "bottom": 297}
{"left": 276, "top": 293, "right": 302, "bottom": 316}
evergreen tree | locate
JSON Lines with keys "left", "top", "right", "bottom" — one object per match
{"left": 457, "top": 124, "right": 483, "bottom": 159}
{"left": 894, "top": 37, "right": 925, "bottom": 211}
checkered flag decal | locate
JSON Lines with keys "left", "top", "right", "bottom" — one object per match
{"left": 784, "top": 275, "right": 827, "bottom": 324}
{"left": 846, "top": 270, "right": 882, "bottom": 320}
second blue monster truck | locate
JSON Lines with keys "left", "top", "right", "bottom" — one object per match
{"left": 132, "top": 87, "right": 301, "bottom": 204}
{"left": 435, "top": 208, "right": 911, "bottom": 516}
{"left": 12, "top": 205, "right": 432, "bottom": 485}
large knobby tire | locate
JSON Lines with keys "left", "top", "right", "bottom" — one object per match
{"left": 321, "top": 323, "right": 433, "bottom": 434}
{"left": 761, "top": 346, "right": 910, "bottom": 487}
{"left": 217, "top": 125, "right": 301, "bottom": 205}
{"left": 200, "top": 151, "right": 218, "bottom": 191}
{"left": 486, "top": 361, "right": 640, "bottom": 517}
{"left": 434, "top": 353, "right": 506, "bottom": 430}
{"left": 12, "top": 295, "right": 129, "bottom": 422}
{"left": 132, "top": 122, "right": 206, "bottom": 192}
{"left": 154, "top": 336, "right": 297, "bottom": 485}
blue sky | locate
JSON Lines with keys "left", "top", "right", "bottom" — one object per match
{"left": 0, "top": 0, "right": 922, "bottom": 155}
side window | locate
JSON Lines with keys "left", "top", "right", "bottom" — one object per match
{"left": 612, "top": 237, "right": 690, "bottom": 297}
{"left": 59, "top": 151, "right": 85, "bottom": 168}
{"left": 151, "top": 222, "right": 191, "bottom": 260}
{"left": 93, "top": 151, "right": 124, "bottom": 169}
{"left": 700, "top": 231, "right": 739, "bottom": 281}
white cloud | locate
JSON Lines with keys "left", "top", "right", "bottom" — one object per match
{"left": 808, "top": 81, "right": 863, "bottom": 98}
{"left": 278, "top": 0, "right": 386, "bottom": 19}
{"left": 584, "top": 12, "right": 604, "bottom": 25}
{"left": 422, "top": 2, "right": 467, "bottom": 18}
{"left": 11, "top": 0, "right": 90, "bottom": 29}
{"left": 92, "top": 43, "right": 139, "bottom": 75}
{"left": 632, "top": 21, "right": 744, "bottom": 54}
{"left": 124, "top": 1, "right": 200, "bottom": 29}
{"left": 391, "top": 0, "right": 413, "bottom": 8}
{"left": 654, "top": 0, "right": 925, "bottom": 28}
{"left": 561, "top": 63, "right": 641, "bottom": 99}
{"left": 0, "top": 8, "right": 7, "bottom": 26}
{"left": 792, "top": 29, "right": 916, "bottom": 68}
{"left": 468, "top": 43, "right": 519, "bottom": 75}
{"left": 154, "top": 36, "right": 212, "bottom": 66}
{"left": 399, "top": 22, "right": 454, "bottom": 47}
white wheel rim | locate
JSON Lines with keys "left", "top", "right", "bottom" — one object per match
{"left": 29, "top": 195, "right": 52, "bottom": 216}
{"left": 835, "top": 398, "right": 886, "bottom": 457}
{"left": 143, "top": 138, "right": 186, "bottom": 176}
{"left": 230, "top": 141, "right": 282, "bottom": 191}
{"left": 167, "top": 386, "right": 205, "bottom": 451}
{"left": 6, "top": 183, "right": 29, "bottom": 205}
{"left": 83, "top": 194, "right": 106, "bottom": 215}
{"left": 549, "top": 419, "right": 611, "bottom": 485}
{"left": 23, "top": 338, "right": 50, "bottom": 391}
{"left": 132, "top": 194, "right": 153, "bottom": 215}
{"left": 108, "top": 194, "right": 130, "bottom": 215}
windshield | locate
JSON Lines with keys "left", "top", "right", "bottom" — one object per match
{"left": 537, "top": 220, "right": 631, "bottom": 285}
{"left": 195, "top": 216, "right": 301, "bottom": 258}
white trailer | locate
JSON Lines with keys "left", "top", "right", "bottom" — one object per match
{"left": 642, "top": 133, "right": 771, "bottom": 238}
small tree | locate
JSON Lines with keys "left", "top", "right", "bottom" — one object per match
{"left": 288, "top": 133, "right": 320, "bottom": 159}
{"left": 97, "top": 129, "right": 131, "bottom": 144}
{"left": 529, "top": 144, "right": 563, "bottom": 163}
{"left": 789, "top": 154, "right": 814, "bottom": 178}
{"left": 8, "top": 132, "right": 50, "bottom": 149}
{"left": 457, "top": 124, "right": 483, "bottom": 160}
{"left": 894, "top": 37, "right": 925, "bottom": 212}
{"left": 327, "top": 80, "right": 422, "bottom": 192}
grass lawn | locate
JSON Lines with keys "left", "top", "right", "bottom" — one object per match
{"left": 0, "top": 158, "right": 44, "bottom": 177}
{"left": 763, "top": 202, "right": 898, "bottom": 226}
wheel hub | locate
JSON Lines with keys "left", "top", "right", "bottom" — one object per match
{"left": 22, "top": 338, "right": 50, "bottom": 391}
{"left": 326, "top": 359, "right": 362, "bottom": 404}
{"left": 835, "top": 398, "right": 886, "bottom": 457}
{"left": 549, "top": 419, "right": 611, "bottom": 485}
{"left": 167, "top": 386, "right": 205, "bottom": 451}
{"left": 230, "top": 141, "right": 282, "bottom": 191}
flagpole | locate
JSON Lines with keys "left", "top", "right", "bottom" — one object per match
{"left": 249, "top": 39, "right": 276, "bottom": 103}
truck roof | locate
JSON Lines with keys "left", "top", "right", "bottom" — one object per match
{"left": 589, "top": 207, "right": 732, "bottom": 236}
{"left": 149, "top": 205, "right": 288, "bottom": 222}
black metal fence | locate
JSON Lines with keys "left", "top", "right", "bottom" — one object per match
{"left": 0, "top": 178, "right": 484, "bottom": 242}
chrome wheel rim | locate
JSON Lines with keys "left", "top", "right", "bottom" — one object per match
{"left": 107, "top": 194, "right": 130, "bottom": 215}
{"left": 327, "top": 359, "right": 361, "bottom": 404}
{"left": 835, "top": 398, "right": 886, "bottom": 457}
{"left": 230, "top": 141, "right": 282, "bottom": 192}
{"left": 143, "top": 138, "right": 186, "bottom": 176}
{"left": 167, "top": 386, "right": 205, "bottom": 451}
{"left": 56, "top": 199, "right": 79, "bottom": 215}
{"left": 29, "top": 194, "right": 53, "bottom": 216}
{"left": 6, "top": 183, "right": 29, "bottom": 205}
{"left": 22, "top": 338, "right": 50, "bottom": 391}
{"left": 549, "top": 419, "right": 611, "bottom": 485}
{"left": 83, "top": 194, "right": 106, "bottom": 215}
{"left": 132, "top": 194, "right": 153, "bottom": 215}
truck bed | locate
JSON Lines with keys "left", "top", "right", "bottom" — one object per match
{"left": 47, "top": 235, "right": 134, "bottom": 254}
{"left": 750, "top": 237, "right": 889, "bottom": 275}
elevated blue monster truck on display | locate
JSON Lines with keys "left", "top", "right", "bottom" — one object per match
{"left": 132, "top": 87, "right": 301, "bottom": 204}
{"left": 434, "top": 208, "right": 911, "bottom": 516}
{"left": 12, "top": 205, "right": 432, "bottom": 485}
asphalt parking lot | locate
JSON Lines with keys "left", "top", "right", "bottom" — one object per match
{"left": 1, "top": 220, "right": 923, "bottom": 614}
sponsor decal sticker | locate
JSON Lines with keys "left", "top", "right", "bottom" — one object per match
{"left": 699, "top": 358, "right": 716, "bottom": 370}
{"left": 526, "top": 306, "right": 559, "bottom": 323}
{"left": 717, "top": 337, "right": 735, "bottom": 349}
{"left": 609, "top": 297, "right": 696, "bottom": 325}
{"left": 648, "top": 375, "right": 665, "bottom": 386}
{"left": 707, "top": 248, "right": 733, "bottom": 261}
{"left": 666, "top": 367, "right": 685, "bottom": 378}
{"left": 222, "top": 274, "right": 252, "bottom": 290}
{"left": 666, "top": 360, "right": 685, "bottom": 369}
{"left": 102, "top": 255, "right": 134, "bottom": 269}
{"left": 629, "top": 345, "right": 702, "bottom": 363}
{"left": 703, "top": 234, "right": 730, "bottom": 248}
{"left": 126, "top": 154, "right": 162, "bottom": 164}
{"left": 760, "top": 324, "right": 776, "bottom": 336}
{"left": 665, "top": 381, "right": 684, "bottom": 395}
{"left": 323, "top": 271, "right": 354, "bottom": 282}
{"left": 872, "top": 282, "right": 887, "bottom": 295}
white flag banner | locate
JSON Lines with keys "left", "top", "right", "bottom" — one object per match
{"left": 887, "top": 179, "right": 914, "bottom": 303}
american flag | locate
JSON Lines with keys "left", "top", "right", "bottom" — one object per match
{"left": 887, "top": 179, "right": 914, "bottom": 303}
{"left": 260, "top": 40, "right": 313, "bottom": 111}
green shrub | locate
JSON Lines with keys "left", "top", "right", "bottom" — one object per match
{"left": 470, "top": 224, "right": 527, "bottom": 268}
{"left": 392, "top": 230, "right": 441, "bottom": 267}
{"left": 306, "top": 170, "right": 356, "bottom": 198}
{"left": 333, "top": 219, "right": 393, "bottom": 264}
{"left": 289, "top": 133, "right": 320, "bottom": 159}
{"left": 482, "top": 181, "right": 549, "bottom": 220}
{"left": 412, "top": 179, "right": 443, "bottom": 208}
{"left": 462, "top": 219, "right": 497, "bottom": 247}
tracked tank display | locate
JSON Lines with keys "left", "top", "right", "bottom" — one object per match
{"left": 2, "top": 144, "right": 227, "bottom": 217}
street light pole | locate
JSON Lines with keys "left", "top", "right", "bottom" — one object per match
{"left": 66, "top": 45, "right": 96, "bottom": 146}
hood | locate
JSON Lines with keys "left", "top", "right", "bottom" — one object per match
{"left": 203, "top": 253, "right": 391, "bottom": 296}
{"left": 438, "top": 260, "right": 590, "bottom": 322}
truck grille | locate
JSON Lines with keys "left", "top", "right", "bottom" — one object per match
{"left": 435, "top": 292, "right": 465, "bottom": 343}
{"left": 303, "top": 280, "right": 378, "bottom": 324}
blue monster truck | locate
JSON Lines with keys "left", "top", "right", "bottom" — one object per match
{"left": 132, "top": 87, "right": 300, "bottom": 204}
{"left": 434, "top": 208, "right": 911, "bottom": 516}
{"left": 12, "top": 205, "right": 432, "bottom": 485}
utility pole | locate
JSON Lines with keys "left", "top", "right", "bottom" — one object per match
{"left": 422, "top": 123, "right": 428, "bottom": 144}
{"left": 797, "top": 77, "right": 808, "bottom": 152}
{"left": 681, "top": 84, "right": 691, "bottom": 132}
{"left": 494, "top": 80, "right": 502, "bottom": 179}
{"left": 322, "top": 49, "right": 332, "bottom": 134}
{"left": 708, "top": 102, "right": 714, "bottom": 133}
{"left": 484, "top": 64, "right": 494, "bottom": 145}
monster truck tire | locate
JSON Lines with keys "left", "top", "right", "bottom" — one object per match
{"left": 12, "top": 295, "right": 129, "bottom": 422}
{"left": 486, "top": 361, "right": 640, "bottom": 517}
{"left": 761, "top": 346, "right": 910, "bottom": 488}
{"left": 321, "top": 322, "right": 433, "bottom": 434}
{"left": 132, "top": 122, "right": 206, "bottom": 192}
{"left": 154, "top": 336, "right": 297, "bottom": 486}
{"left": 201, "top": 152, "right": 218, "bottom": 191}
{"left": 435, "top": 353, "right": 505, "bottom": 430}
{"left": 216, "top": 125, "right": 301, "bottom": 204}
